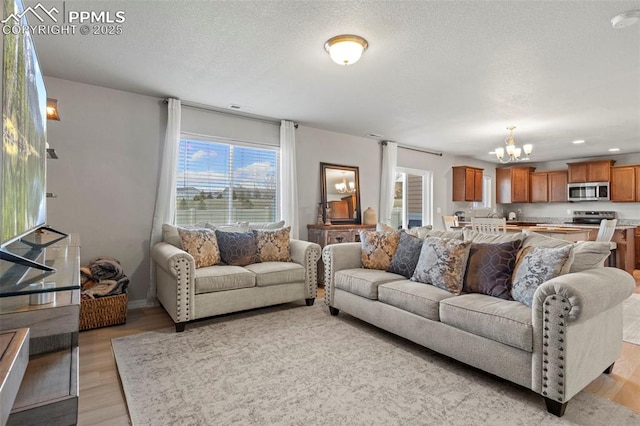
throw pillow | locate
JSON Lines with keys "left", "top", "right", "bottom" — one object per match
{"left": 463, "top": 240, "right": 523, "bottom": 300}
{"left": 177, "top": 227, "right": 221, "bottom": 268}
{"left": 254, "top": 226, "right": 292, "bottom": 262}
{"left": 405, "top": 225, "right": 433, "bottom": 239}
{"left": 359, "top": 230, "right": 401, "bottom": 270}
{"left": 570, "top": 241, "right": 612, "bottom": 272}
{"left": 411, "top": 237, "right": 472, "bottom": 295}
{"left": 511, "top": 245, "right": 573, "bottom": 307}
{"left": 215, "top": 230, "right": 259, "bottom": 266}
{"left": 387, "top": 231, "right": 424, "bottom": 278}
{"left": 162, "top": 223, "right": 183, "bottom": 248}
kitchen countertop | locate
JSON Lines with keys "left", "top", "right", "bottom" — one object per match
{"left": 535, "top": 223, "right": 638, "bottom": 230}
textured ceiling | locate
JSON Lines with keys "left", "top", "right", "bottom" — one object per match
{"left": 25, "top": 0, "right": 640, "bottom": 163}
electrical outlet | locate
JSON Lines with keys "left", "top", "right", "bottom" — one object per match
{"left": 436, "top": 207, "right": 441, "bottom": 214}
{"left": 517, "top": 208, "right": 522, "bottom": 214}
{"left": 567, "top": 209, "right": 572, "bottom": 215}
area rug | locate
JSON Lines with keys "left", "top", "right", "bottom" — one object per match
{"left": 112, "top": 301, "right": 640, "bottom": 426}
{"left": 623, "top": 294, "right": 640, "bottom": 346}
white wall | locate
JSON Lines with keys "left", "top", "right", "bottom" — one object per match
{"left": 295, "top": 126, "right": 381, "bottom": 238}
{"left": 45, "top": 77, "right": 164, "bottom": 305}
{"left": 500, "top": 153, "right": 640, "bottom": 223}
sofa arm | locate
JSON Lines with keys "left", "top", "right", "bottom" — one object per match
{"left": 151, "top": 242, "right": 196, "bottom": 323}
{"left": 290, "top": 239, "right": 321, "bottom": 299}
{"left": 531, "top": 267, "right": 635, "bottom": 405}
{"left": 533, "top": 267, "right": 634, "bottom": 323}
{"left": 322, "top": 243, "right": 362, "bottom": 306}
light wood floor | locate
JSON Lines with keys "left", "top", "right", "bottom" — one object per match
{"left": 78, "top": 274, "right": 640, "bottom": 425}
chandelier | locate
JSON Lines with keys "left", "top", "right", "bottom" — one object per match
{"left": 495, "top": 126, "right": 532, "bottom": 163}
{"left": 335, "top": 176, "right": 356, "bottom": 194}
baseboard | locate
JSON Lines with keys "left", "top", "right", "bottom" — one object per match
{"left": 127, "top": 299, "right": 148, "bottom": 310}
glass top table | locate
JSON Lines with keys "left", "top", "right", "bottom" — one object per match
{"left": 0, "top": 232, "right": 80, "bottom": 298}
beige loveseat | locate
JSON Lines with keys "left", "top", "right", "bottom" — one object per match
{"left": 152, "top": 224, "right": 321, "bottom": 332}
{"left": 323, "top": 229, "right": 635, "bottom": 416}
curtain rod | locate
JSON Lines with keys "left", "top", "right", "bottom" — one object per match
{"left": 163, "top": 98, "right": 298, "bottom": 128}
{"left": 381, "top": 140, "right": 443, "bottom": 157}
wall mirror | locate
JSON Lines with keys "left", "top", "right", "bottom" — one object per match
{"left": 320, "top": 162, "right": 361, "bottom": 224}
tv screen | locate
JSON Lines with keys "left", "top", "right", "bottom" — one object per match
{"left": 1, "top": 0, "right": 48, "bottom": 247}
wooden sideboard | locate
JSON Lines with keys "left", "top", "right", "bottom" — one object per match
{"left": 307, "top": 223, "right": 376, "bottom": 247}
{"left": 307, "top": 224, "right": 375, "bottom": 284}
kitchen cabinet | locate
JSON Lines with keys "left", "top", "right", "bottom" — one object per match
{"left": 496, "top": 167, "right": 535, "bottom": 204}
{"left": 530, "top": 172, "right": 548, "bottom": 203}
{"left": 636, "top": 227, "right": 640, "bottom": 269}
{"left": 610, "top": 166, "right": 637, "bottom": 202}
{"left": 548, "top": 171, "right": 568, "bottom": 202}
{"left": 452, "top": 166, "right": 483, "bottom": 202}
{"left": 567, "top": 160, "right": 614, "bottom": 183}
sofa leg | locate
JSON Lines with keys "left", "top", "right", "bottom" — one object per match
{"left": 175, "top": 323, "right": 186, "bottom": 333}
{"left": 305, "top": 298, "right": 315, "bottom": 306}
{"left": 329, "top": 306, "right": 339, "bottom": 316}
{"left": 603, "top": 363, "right": 615, "bottom": 374}
{"left": 544, "top": 398, "right": 567, "bottom": 417}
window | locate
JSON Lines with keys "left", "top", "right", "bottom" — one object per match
{"left": 176, "top": 136, "right": 279, "bottom": 226}
{"left": 390, "top": 168, "right": 433, "bottom": 229}
{"left": 473, "top": 176, "right": 492, "bottom": 209}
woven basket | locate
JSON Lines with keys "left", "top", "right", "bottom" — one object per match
{"left": 80, "top": 293, "right": 128, "bottom": 331}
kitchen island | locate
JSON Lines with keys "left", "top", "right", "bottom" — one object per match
{"left": 536, "top": 223, "right": 636, "bottom": 274}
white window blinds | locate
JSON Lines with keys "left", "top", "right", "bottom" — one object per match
{"left": 176, "top": 137, "right": 279, "bottom": 226}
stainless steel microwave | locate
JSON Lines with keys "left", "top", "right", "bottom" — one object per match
{"left": 567, "top": 182, "right": 610, "bottom": 202}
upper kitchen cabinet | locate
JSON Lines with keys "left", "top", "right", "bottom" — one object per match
{"left": 496, "top": 166, "right": 535, "bottom": 204}
{"left": 611, "top": 165, "right": 640, "bottom": 202}
{"left": 452, "top": 166, "right": 483, "bottom": 202}
{"left": 567, "top": 160, "right": 615, "bottom": 183}
{"left": 529, "top": 170, "right": 567, "bottom": 203}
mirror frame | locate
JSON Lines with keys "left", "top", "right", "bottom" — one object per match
{"left": 320, "top": 162, "right": 361, "bottom": 224}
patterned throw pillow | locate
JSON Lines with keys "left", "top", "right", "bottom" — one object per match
{"left": 463, "top": 240, "right": 523, "bottom": 300}
{"left": 359, "top": 230, "right": 401, "bottom": 270}
{"left": 177, "top": 227, "right": 221, "bottom": 268}
{"left": 411, "top": 237, "right": 472, "bottom": 295}
{"left": 511, "top": 245, "right": 573, "bottom": 307}
{"left": 254, "top": 226, "right": 292, "bottom": 262}
{"left": 215, "top": 230, "right": 259, "bottom": 266}
{"left": 387, "top": 231, "right": 424, "bottom": 278}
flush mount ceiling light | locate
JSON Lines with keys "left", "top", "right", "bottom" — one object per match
{"left": 495, "top": 126, "right": 532, "bottom": 163}
{"left": 611, "top": 10, "right": 640, "bottom": 28}
{"left": 324, "top": 34, "right": 368, "bottom": 65}
{"left": 46, "top": 98, "right": 60, "bottom": 120}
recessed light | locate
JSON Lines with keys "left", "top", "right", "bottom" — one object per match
{"left": 488, "top": 151, "right": 496, "bottom": 155}
{"left": 572, "top": 140, "right": 585, "bottom": 144}
{"left": 608, "top": 148, "right": 621, "bottom": 152}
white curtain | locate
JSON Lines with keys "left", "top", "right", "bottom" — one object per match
{"left": 379, "top": 141, "right": 398, "bottom": 225}
{"left": 148, "top": 98, "right": 181, "bottom": 305}
{"left": 280, "top": 120, "right": 299, "bottom": 239}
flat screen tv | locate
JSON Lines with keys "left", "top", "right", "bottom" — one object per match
{"left": 1, "top": 0, "right": 49, "bottom": 269}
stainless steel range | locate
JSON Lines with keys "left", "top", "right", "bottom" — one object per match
{"left": 568, "top": 210, "right": 616, "bottom": 225}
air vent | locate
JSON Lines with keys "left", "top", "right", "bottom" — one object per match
{"left": 227, "top": 104, "right": 254, "bottom": 112}
{"left": 366, "top": 133, "right": 383, "bottom": 138}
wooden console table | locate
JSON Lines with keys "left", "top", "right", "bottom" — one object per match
{"left": 307, "top": 224, "right": 375, "bottom": 284}
{"left": 0, "top": 232, "right": 80, "bottom": 425}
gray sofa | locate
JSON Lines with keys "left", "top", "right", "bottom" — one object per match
{"left": 322, "top": 230, "right": 635, "bottom": 416}
{"left": 152, "top": 237, "right": 321, "bottom": 332}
